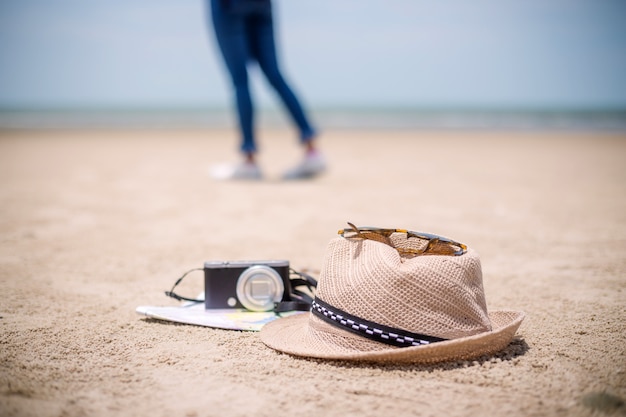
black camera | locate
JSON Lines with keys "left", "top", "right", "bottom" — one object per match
{"left": 203, "top": 260, "right": 292, "bottom": 311}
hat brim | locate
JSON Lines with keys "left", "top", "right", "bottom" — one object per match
{"left": 261, "top": 310, "right": 525, "bottom": 364}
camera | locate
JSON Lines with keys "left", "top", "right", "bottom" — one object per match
{"left": 203, "top": 260, "right": 291, "bottom": 312}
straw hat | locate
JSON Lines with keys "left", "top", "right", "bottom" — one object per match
{"left": 261, "top": 235, "right": 525, "bottom": 364}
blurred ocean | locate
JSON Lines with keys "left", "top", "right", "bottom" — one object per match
{"left": 1, "top": 107, "right": 625, "bottom": 131}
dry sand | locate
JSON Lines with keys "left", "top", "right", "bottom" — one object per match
{"left": 0, "top": 128, "right": 624, "bottom": 417}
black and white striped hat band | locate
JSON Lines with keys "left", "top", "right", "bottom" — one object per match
{"left": 311, "top": 298, "right": 446, "bottom": 348}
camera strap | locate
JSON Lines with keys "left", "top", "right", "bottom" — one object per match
{"left": 164, "top": 266, "right": 318, "bottom": 313}
{"left": 164, "top": 267, "right": 205, "bottom": 303}
{"left": 274, "top": 269, "right": 318, "bottom": 313}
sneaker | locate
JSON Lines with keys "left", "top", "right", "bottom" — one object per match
{"left": 210, "top": 162, "right": 262, "bottom": 180}
{"left": 282, "top": 151, "right": 327, "bottom": 180}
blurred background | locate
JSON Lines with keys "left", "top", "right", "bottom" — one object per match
{"left": 1, "top": 0, "right": 625, "bottom": 130}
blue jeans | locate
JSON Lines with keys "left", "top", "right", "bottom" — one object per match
{"left": 209, "top": 0, "right": 316, "bottom": 153}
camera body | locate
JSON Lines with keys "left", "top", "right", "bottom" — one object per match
{"left": 203, "top": 260, "right": 291, "bottom": 312}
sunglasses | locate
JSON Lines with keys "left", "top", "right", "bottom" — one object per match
{"left": 338, "top": 222, "right": 467, "bottom": 256}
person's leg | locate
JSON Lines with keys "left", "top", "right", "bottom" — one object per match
{"left": 209, "top": 0, "right": 257, "bottom": 156}
{"left": 248, "top": 12, "right": 325, "bottom": 179}
{"left": 248, "top": 9, "right": 317, "bottom": 145}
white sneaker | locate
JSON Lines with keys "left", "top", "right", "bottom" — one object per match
{"left": 210, "top": 162, "right": 262, "bottom": 180}
{"left": 282, "top": 151, "right": 327, "bottom": 180}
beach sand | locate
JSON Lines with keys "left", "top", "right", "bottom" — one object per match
{"left": 0, "top": 128, "right": 624, "bottom": 417}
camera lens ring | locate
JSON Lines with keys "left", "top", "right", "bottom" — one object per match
{"left": 236, "top": 265, "right": 285, "bottom": 312}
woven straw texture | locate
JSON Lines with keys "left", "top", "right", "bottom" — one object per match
{"left": 261, "top": 236, "right": 525, "bottom": 363}
{"left": 317, "top": 237, "right": 491, "bottom": 340}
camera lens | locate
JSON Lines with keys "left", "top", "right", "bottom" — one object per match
{"left": 236, "top": 265, "right": 285, "bottom": 311}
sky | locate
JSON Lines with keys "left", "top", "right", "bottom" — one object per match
{"left": 0, "top": 0, "right": 625, "bottom": 111}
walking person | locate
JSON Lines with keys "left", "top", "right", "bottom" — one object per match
{"left": 208, "top": 0, "right": 326, "bottom": 180}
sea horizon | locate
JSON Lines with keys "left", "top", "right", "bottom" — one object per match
{"left": 1, "top": 106, "right": 625, "bottom": 131}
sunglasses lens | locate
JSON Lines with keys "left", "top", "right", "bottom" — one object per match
{"left": 340, "top": 223, "right": 466, "bottom": 256}
{"left": 359, "top": 230, "right": 392, "bottom": 244}
{"left": 425, "top": 241, "right": 458, "bottom": 255}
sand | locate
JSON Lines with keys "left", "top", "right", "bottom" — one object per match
{"left": 0, "top": 127, "right": 624, "bottom": 417}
